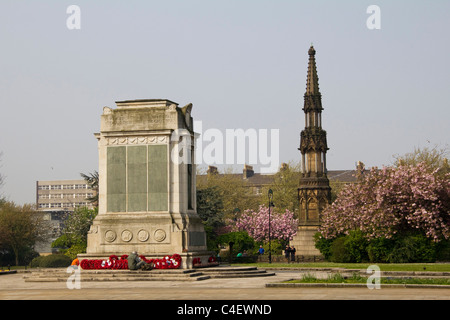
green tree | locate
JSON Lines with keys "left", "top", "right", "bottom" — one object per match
{"left": 52, "top": 206, "right": 98, "bottom": 258}
{"left": 197, "top": 186, "right": 224, "bottom": 230}
{"left": 0, "top": 152, "right": 5, "bottom": 200}
{"left": 217, "top": 231, "right": 255, "bottom": 261}
{"left": 80, "top": 171, "right": 99, "bottom": 207}
{"left": 393, "top": 144, "right": 449, "bottom": 176}
{"left": 197, "top": 167, "right": 260, "bottom": 222}
{"left": 196, "top": 186, "right": 225, "bottom": 251}
{"left": 262, "top": 162, "right": 301, "bottom": 214}
{"left": 0, "top": 201, "right": 48, "bottom": 266}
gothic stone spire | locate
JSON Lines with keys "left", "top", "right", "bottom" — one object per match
{"left": 298, "top": 45, "right": 331, "bottom": 223}
{"left": 306, "top": 46, "right": 320, "bottom": 96}
{"left": 300, "top": 46, "right": 328, "bottom": 156}
{"left": 290, "top": 45, "right": 332, "bottom": 257}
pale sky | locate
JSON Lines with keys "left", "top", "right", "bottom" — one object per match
{"left": 0, "top": 1, "right": 449, "bottom": 205}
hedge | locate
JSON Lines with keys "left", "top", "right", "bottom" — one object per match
{"left": 29, "top": 254, "right": 72, "bottom": 268}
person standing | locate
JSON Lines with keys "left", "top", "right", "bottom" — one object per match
{"left": 258, "top": 245, "right": 265, "bottom": 255}
{"left": 284, "top": 245, "right": 291, "bottom": 263}
{"left": 290, "top": 246, "right": 296, "bottom": 263}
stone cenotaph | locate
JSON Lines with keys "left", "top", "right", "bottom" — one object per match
{"left": 79, "top": 99, "right": 211, "bottom": 268}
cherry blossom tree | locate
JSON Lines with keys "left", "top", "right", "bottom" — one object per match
{"left": 319, "top": 162, "right": 450, "bottom": 242}
{"left": 230, "top": 205, "right": 298, "bottom": 242}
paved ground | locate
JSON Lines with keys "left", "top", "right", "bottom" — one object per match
{"left": 1, "top": 269, "right": 449, "bottom": 300}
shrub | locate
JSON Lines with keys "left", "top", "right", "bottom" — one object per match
{"left": 436, "top": 240, "right": 450, "bottom": 261}
{"left": 217, "top": 231, "right": 255, "bottom": 255}
{"left": 367, "top": 237, "right": 395, "bottom": 263}
{"left": 314, "top": 232, "right": 333, "bottom": 260}
{"left": 343, "top": 230, "right": 369, "bottom": 263}
{"left": 256, "top": 239, "right": 285, "bottom": 256}
{"left": 29, "top": 256, "right": 45, "bottom": 268}
{"left": 324, "top": 231, "right": 369, "bottom": 263}
{"left": 329, "top": 237, "right": 351, "bottom": 263}
{"left": 30, "top": 254, "right": 72, "bottom": 268}
{"left": 64, "top": 243, "right": 86, "bottom": 261}
{"left": 387, "top": 234, "right": 436, "bottom": 263}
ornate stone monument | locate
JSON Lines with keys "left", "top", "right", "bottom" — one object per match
{"left": 290, "top": 46, "right": 331, "bottom": 257}
{"left": 79, "top": 99, "right": 211, "bottom": 268}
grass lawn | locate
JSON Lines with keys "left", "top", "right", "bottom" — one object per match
{"left": 284, "top": 273, "right": 450, "bottom": 285}
{"left": 233, "top": 262, "right": 450, "bottom": 272}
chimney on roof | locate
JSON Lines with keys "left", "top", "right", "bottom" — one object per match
{"left": 356, "top": 161, "right": 365, "bottom": 181}
{"left": 243, "top": 164, "right": 254, "bottom": 179}
{"left": 207, "top": 166, "right": 218, "bottom": 175}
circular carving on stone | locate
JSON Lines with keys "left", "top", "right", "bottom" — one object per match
{"left": 154, "top": 229, "right": 166, "bottom": 242}
{"left": 137, "top": 229, "right": 149, "bottom": 242}
{"left": 121, "top": 230, "right": 133, "bottom": 242}
{"left": 105, "top": 230, "right": 116, "bottom": 243}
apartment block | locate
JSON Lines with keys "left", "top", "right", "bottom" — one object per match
{"left": 36, "top": 179, "right": 96, "bottom": 211}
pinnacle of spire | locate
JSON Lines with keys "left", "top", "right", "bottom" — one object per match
{"left": 305, "top": 45, "right": 320, "bottom": 96}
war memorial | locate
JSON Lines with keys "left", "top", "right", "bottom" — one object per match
{"left": 78, "top": 99, "right": 213, "bottom": 269}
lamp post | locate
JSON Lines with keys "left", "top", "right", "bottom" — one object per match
{"left": 234, "top": 208, "right": 241, "bottom": 231}
{"left": 268, "top": 189, "right": 274, "bottom": 264}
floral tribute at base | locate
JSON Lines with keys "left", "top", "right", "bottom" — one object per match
{"left": 80, "top": 254, "right": 182, "bottom": 270}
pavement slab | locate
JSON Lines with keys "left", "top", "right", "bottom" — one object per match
{"left": 1, "top": 269, "right": 449, "bottom": 300}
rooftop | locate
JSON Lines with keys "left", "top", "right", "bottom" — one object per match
{"left": 115, "top": 99, "right": 179, "bottom": 109}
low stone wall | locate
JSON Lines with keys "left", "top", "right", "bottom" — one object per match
{"left": 217, "top": 254, "right": 325, "bottom": 264}
{"left": 256, "top": 254, "right": 325, "bottom": 263}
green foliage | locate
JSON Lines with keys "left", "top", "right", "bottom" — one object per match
{"left": 315, "top": 231, "right": 444, "bottom": 263}
{"left": 0, "top": 201, "right": 48, "bottom": 265}
{"left": 344, "top": 230, "right": 369, "bottom": 263}
{"left": 0, "top": 247, "right": 39, "bottom": 266}
{"left": 197, "top": 186, "right": 225, "bottom": 230}
{"left": 30, "top": 254, "right": 72, "bottom": 268}
{"left": 80, "top": 171, "right": 99, "bottom": 207}
{"left": 29, "top": 256, "right": 45, "bottom": 268}
{"left": 387, "top": 233, "right": 437, "bottom": 263}
{"left": 329, "top": 237, "right": 351, "bottom": 263}
{"left": 52, "top": 206, "right": 97, "bottom": 260}
{"left": 367, "top": 237, "right": 395, "bottom": 263}
{"left": 51, "top": 234, "right": 71, "bottom": 249}
{"left": 63, "top": 243, "right": 86, "bottom": 260}
{"left": 325, "top": 231, "right": 369, "bottom": 263}
{"left": 314, "top": 232, "right": 333, "bottom": 260}
{"left": 253, "top": 239, "right": 286, "bottom": 256}
{"left": 197, "top": 186, "right": 225, "bottom": 252}
{"left": 53, "top": 206, "right": 97, "bottom": 249}
{"left": 261, "top": 161, "right": 301, "bottom": 213}
{"left": 197, "top": 167, "right": 261, "bottom": 221}
{"left": 217, "top": 231, "right": 255, "bottom": 255}
{"left": 436, "top": 240, "right": 450, "bottom": 261}
{"left": 393, "top": 144, "right": 449, "bottom": 177}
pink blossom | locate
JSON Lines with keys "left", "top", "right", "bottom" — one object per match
{"left": 228, "top": 205, "right": 298, "bottom": 242}
{"left": 319, "top": 162, "right": 450, "bottom": 241}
